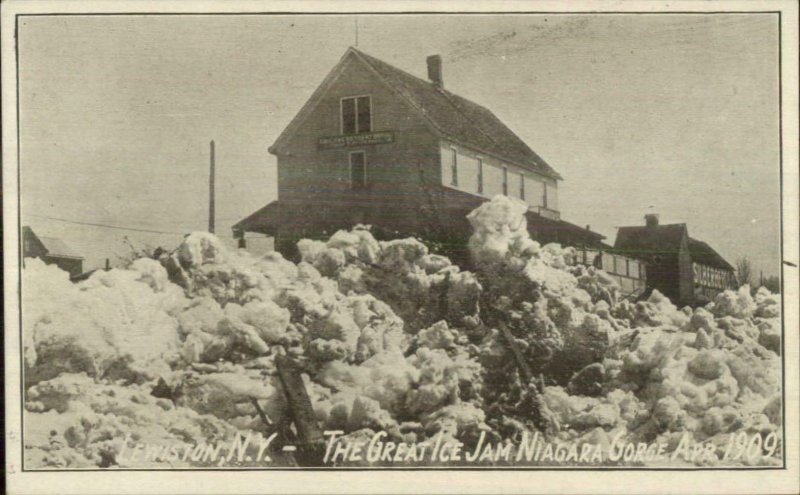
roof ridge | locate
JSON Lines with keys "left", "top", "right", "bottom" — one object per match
{"left": 435, "top": 87, "right": 503, "bottom": 149}
{"left": 351, "top": 48, "right": 561, "bottom": 179}
{"left": 354, "top": 48, "right": 520, "bottom": 152}
{"left": 618, "top": 223, "right": 686, "bottom": 229}
{"left": 351, "top": 48, "right": 501, "bottom": 115}
{"left": 350, "top": 47, "right": 437, "bottom": 89}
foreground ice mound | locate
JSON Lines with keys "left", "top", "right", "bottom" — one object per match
{"left": 21, "top": 196, "right": 782, "bottom": 468}
{"left": 23, "top": 258, "right": 185, "bottom": 386}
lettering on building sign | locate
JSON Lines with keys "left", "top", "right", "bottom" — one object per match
{"left": 318, "top": 131, "right": 395, "bottom": 149}
{"left": 693, "top": 263, "right": 728, "bottom": 289}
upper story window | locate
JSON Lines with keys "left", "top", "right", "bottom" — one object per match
{"left": 502, "top": 167, "right": 508, "bottom": 195}
{"left": 450, "top": 149, "right": 458, "bottom": 186}
{"left": 477, "top": 159, "right": 483, "bottom": 194}
{"left": 341, "top": 96, "right": 372, "bottom": 135}
{"left": 519, "top": 172, "right": 525, "bottom": 200}
{"left": 350, "top": 151, "right": 366, "bottom": 190}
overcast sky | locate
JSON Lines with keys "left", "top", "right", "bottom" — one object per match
{"left": 18, "top": 13, "right": 781, "bottom": 277}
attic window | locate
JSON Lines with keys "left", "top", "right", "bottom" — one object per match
{"left": 341, "top": 96, "right": 372, "bottom": 135}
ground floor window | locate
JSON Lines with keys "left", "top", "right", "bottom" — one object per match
{"left": 350, "top": 151, "right": 366, "bottom": 189}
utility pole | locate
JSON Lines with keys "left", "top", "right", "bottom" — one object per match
{"left": 209, "top": 140, "right": 215, "bottom": 234}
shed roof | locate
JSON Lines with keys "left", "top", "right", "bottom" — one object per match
{"left": 234, "top": 195, "right": 605, "bottom": 247}
{"left": 233, "top": 201, "right": 283, "bottom": 234}
{"left": 271, "top": 47, "right": 561, "bottom": 180}
{"left": 38, "top": 236, "right": 84, "bottom": 260}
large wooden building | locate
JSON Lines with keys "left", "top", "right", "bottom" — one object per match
{"left": 614, "top": 214, "right": 735, "bottom": 306}
{"left": 234, "top": 47, "right": 611, "bottom": 266}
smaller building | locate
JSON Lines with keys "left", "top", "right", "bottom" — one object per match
{"left": 613, "top": 214, "right": 735, "bottom": 306}
{"left": 22, "top": 226, "right": 84, "bottom": 278}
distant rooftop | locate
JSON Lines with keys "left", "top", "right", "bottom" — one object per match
{"left": 23, "top": 226, "right": 84, "bottom": 260}
{"left": 614, "top": 222, "right": 733, "bottom": 271}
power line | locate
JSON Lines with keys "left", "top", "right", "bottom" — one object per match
{"left": 25, "top": 213, "right": 272, "bottom": 238}
{"left": 26, "top": 214, "right": 188, "bottom": 236}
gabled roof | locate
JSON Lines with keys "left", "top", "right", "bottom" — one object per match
{"left": 38, "top": 236, "right": 84, "bottom": 259}
{"left": 270, "top": 47, "right": 561, "bottom": 180}
{"left": 614, "top": 223, "right": 733, "bottom": 271}
{"left": 613, "top": 223, "right": 688, "bottom": 257}
{"left": 687, "top": 237, "right": 734, "bottom": 271}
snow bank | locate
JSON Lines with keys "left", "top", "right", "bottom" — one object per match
{"left": 24, "top": 373, "right": 271, "bottom": 468}
{"left": 21, "top": 196, "right": 782, "bottom": 468}
{"left": 299, "top": 227, "right": 482, "bottom": 333}
{"left": 23, "top": 258, "right": 184, "bottom": 386}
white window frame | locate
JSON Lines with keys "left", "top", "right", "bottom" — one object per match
{"left": 349, "top": 150, "right": 367, "bottom": 189}
{"left": 340, "top": 95, "right": 373, "bottom": 135}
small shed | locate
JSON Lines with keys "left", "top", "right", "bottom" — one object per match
{"left": 22, "top": 226, "right": 85, "bottom": 278}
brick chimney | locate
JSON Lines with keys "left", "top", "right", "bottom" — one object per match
{"left": 645, "top": 214, "right": 659, "bottom": 228}
{"left": 427, "top": 55, "right": 443, "bottom": 88}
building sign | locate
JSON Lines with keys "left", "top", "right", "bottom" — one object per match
{"left": 318, "top": 131, "right": 394, "bottom": 149}
{"left": 693, "top": 262, "right": 731, "bottom": 289}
